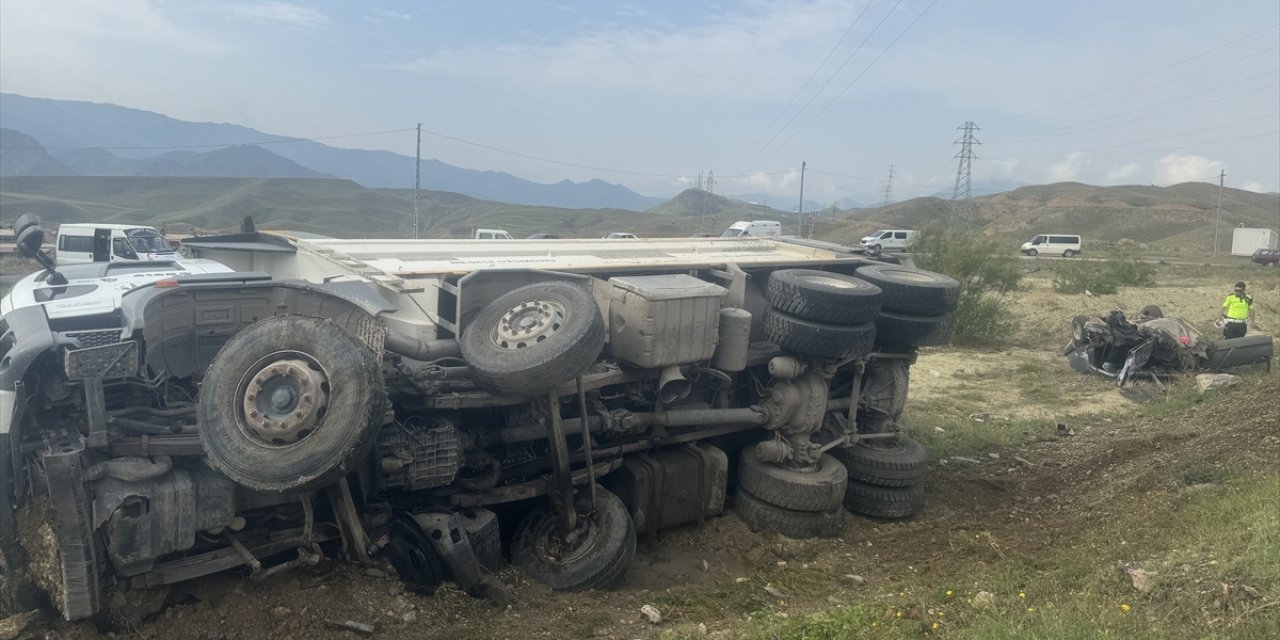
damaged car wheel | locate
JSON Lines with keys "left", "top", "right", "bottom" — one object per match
{"left": 511, "top": 486, "right": 636, "bottom": 591}
{"left": 198, "top": 316, "right": 386, "bottom": 493}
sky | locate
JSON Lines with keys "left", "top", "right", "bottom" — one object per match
{"left": 1, "top": 0, "right": 1278, "bottom": 205}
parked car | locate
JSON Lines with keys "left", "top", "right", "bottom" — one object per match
{"left": 1251, "top": 248, "right": 1279, "bottom": 267}
{"left": 603, "top": 232, "right": 638, "bottom": 239}
{"left": 526, "top": 233, "right": 560, "bottom": 239}
{"left": 721, "top": 220, "right": 782, "bottom": 238}
{"left": 1063, "top": 306, "right": 1272, "bottom": 386}
{"left": 473, "top": 228, "right": 514, "bottom": 240}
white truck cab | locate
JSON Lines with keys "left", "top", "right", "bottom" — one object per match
{"left": 722, "top": 220, "right": 782, "bottom": 238}
{"left": 859, "top": 229, "right": 915, "bottom": 256}
{"left": 56, "top": 223, "right": 179, "bottom": 266}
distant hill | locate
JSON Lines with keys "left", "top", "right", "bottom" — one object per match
{"left": 0, "top": 128, "right": 76, "bottom": 176}
{"left": 0, "top": 93, "right": 664, "bottom": 210}
{"left": 135, "top": 145, "right": 331, "bottom": 178}
{"left": 815, "top": 181, "right": 1280, "bottom": 255}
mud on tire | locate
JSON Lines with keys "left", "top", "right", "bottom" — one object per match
{"left": 460, "top": 281, "right": 606, "bottom": 398}
{"left": 511, "top": 487, "right": 636, "bottom": 591}
{"left": 198, "top": 316, "right": 386, "bottom": 494}
{"left": 733, "top": 490, "right": 844, "bottom": 539}
{"left": 843, "top": 479, "right": 925, "bottom": 519}
{"left": 737, "top": 448, "right": 847, "bottom": 512}
{"left": 763, "top": 309, "right": 875, "bottom": 359}
{"left": 765, "top": 269, "right": 883, "bottom": 326}
{"left": 830, "top": 436, "right": 929, "bottom": 488}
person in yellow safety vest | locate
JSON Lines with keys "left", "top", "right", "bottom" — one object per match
{"left": 1219, "top": 281, "right": 1254, "bottom": 339}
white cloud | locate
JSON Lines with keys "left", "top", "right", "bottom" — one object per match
{"left": 223, "top": 2, "right": 330, "bottom": 29}
{"left": 1240, "top": 181, "right": 1264, "bottom": 193}
{"left": 1154, "top": 154, "right": 1224, "bottom": 185}
{"left": 381, "top": 1, "right": 866, "bottom": 100}
{"left": 1046, "top": 152, "right": 1086, "bottom": 182}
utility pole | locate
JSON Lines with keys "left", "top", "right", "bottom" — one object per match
{"left": 1213, "top": 169, "right": 1226, "bottom": 257}
{"left": 797, "top": 161, "right": 807, "bottom": 237}
{"left": 413, "top": 123, "right": 422, "bottom": 239}
{"left": 881, "top": 164, "right": 895, "bottom": 207}
{"left": 950, "top": 122, "right": 981, "bottom": 228}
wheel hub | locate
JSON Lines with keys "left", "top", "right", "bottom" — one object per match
{"left": 493, "top": 299, "right": 567, "bottom": 349}
{"left": 241, "top": 357, "right": 329, "bottom": 445}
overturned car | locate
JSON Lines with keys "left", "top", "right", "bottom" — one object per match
{"left": 1064, "top": 306, "right": 1273, "bottom": 386}
{"left": 0, "top": 215, "right": 961, "bottom": 621}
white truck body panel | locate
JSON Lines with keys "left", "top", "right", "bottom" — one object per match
{"left": 1231, "top": 227, "right": 1278, "bottom": 256}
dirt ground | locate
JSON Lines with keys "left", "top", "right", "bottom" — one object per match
{"left": 4, "top": 267, "right": 1279, "bottom": 640}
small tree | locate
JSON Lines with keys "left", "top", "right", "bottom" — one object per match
{"left": 911, "top": 226, "right": 1023, "bottom": 346}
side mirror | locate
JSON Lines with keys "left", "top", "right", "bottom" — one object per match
{"left": 14, "top": 213, "right": 41, "bottom": 238}
{"left": 16, "top": 225, "right": 45, "bottom": 260}
{"left": 15, "top": 218, "right": 67, "bottom": 285}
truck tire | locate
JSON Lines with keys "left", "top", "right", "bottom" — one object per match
{"left": 765, "top": 269, "right": 883, "bottom": 325}
{"left": 737, "top": 448, "right": 846, "bottom": 512}
{"left": 874, "top": 310, "right": 956, "bottom": 349}
{"left": 829, "top": 437, "right": 929, "bottom": 488}
{"left": 843, "top": 480, "right": 925, "bottom": 519}
{"left": 511, "top": 487, "right": 636, "bottom": 591}
{"left": 384, "top": 517, "right": 446, "bottom": 595}
{"left": 1071, "top": 315, "right": 1089, "bottom": 343}
{"left": 461, "top": 281, "right": 605, "bottom": 398}
{"left": 763, "top": 309, "right": 875, "bottom": 359}
{"left": 198, "top": 316, "right": 386, "bottom": 493}
{"left": 853, "top": 264, "right": 960, "bottom": 316}
{"left": 734, "top": 490, "right": 844, "bottom": 539}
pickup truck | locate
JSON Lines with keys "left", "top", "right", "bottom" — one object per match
{"left": 1, "top": 216, "right": 959, "bottom": 621}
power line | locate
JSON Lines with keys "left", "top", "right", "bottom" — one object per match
{"left": 989, "top": 112, "right": 1279, "bottom": 160}
{"left": 751, "top": 0, "right": 939, "bottom": 166}
{"left": 985, "top": 72, "right": 1280, "bottom": 144}
{"left": 735, "top": 0, "right": 909, "bottom": 172}
{"left": 725, "top": 0, "right": 876, "bottom": 173}
{"left": 986, "top": 22, "right": 1280, "bottom": 126}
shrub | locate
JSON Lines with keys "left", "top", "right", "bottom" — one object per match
{"left": 911, "top": 226, "right": 1023, "bottom": 346}
{"left": 1052, "top": 251, "right": 1156, "bottom": 294}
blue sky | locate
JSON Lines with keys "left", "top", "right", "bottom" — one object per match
{"left": 1, "top": 0, "right": 1278, "bottom": 204}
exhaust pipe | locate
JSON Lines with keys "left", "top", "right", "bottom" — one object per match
{"left": 658, "top": 365, "right": 692, "bottom": 403}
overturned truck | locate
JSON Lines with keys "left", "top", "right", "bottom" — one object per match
{"left": 0, "top": 217, "right": 959, "bottom": 620}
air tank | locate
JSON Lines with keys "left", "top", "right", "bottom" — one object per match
{"left": 710, "top": 307, "right": 751, "bottom": 372}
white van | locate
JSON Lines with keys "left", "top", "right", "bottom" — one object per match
{"left": 473, "top": 228, "right": 514, "bottom": 240}
{"left": 56, "top": 223, "right": 179, "bottom": 266}
{"left": 1021, "top": 234, "right": 1082, "bottom": 257}
{"left": 603, "top": 232, "right": 639, "bottom": 240}
{"left": 721, "top": 220, "right": 782, "bottom": 238}
{"left": 859, "top": 229, "right": 915, "bottom": 255}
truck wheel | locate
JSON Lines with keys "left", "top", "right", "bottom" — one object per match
{"left": 843, "top": 479, "right": 925, "bottom": 519}
{"left": 874, "top": 310, "right": 956, "bottom": 349}
{"left": 829, "top": 437, "right": 928, "bottom": 488}
{"left": 765, "top": 269, "right": 883, "bottom": 325}
{"left": 198, "top": 316, "right": 386, "bottom": 493}
{"left": 763, "top": 309, "right": 875, "bottom": 359}
{"left": 461, "top": 282, "right": 605, "bottom": 398}
{"left": 853, "top": 264, "right": 959, "bottom": 316}
{"left": 734, "top": 490, "right": 844, "bottom": 539}
{"left": 737, "top": 448, "right": 846, "bottom": 512}
{"left": 384, "top": 517, "right": 446, "bottom": 595}
{"left": 511, "top": 487, "right": 636, "bottom": 591}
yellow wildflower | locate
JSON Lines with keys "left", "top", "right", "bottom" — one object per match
{"left": 945, "top": 590, "right": 953, "bottom": 597}
{"left": 1018, "top": 591, "right": 1026, "bottom": 599}
{"left": 1121, "top": 603, "right": 1131, "bottom": 614}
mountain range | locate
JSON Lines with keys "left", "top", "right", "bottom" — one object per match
{"left": 0, "top": 93, "right": 664, "bottom": 210}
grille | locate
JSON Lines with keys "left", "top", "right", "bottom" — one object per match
{"left": 67, "top": 330, "right": 123, "bottom": 349}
